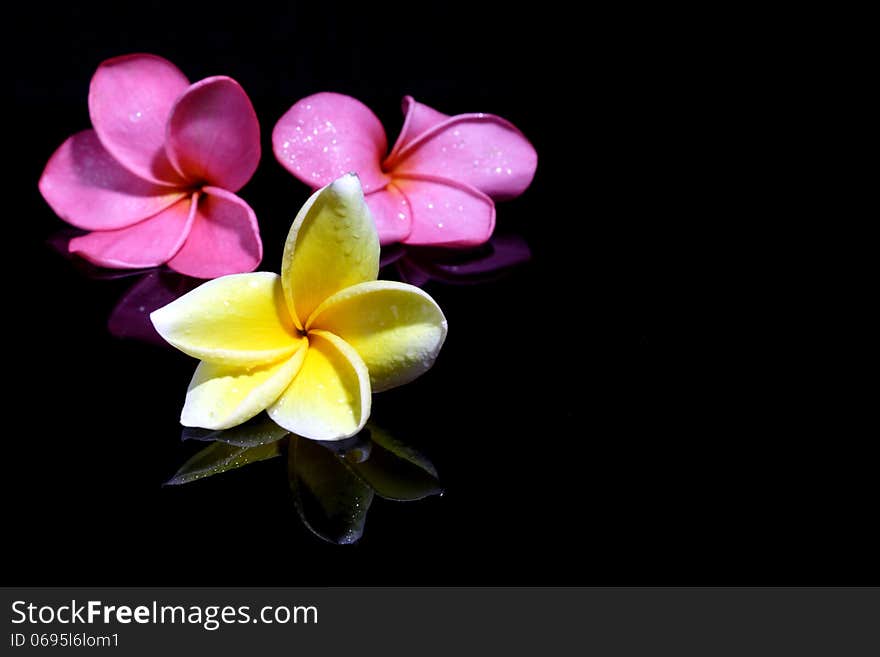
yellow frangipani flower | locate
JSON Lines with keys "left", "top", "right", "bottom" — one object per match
{"left": 151, "top": 174, "right": 448, "bottom": 440}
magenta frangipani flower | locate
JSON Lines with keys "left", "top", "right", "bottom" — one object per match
{"left": 273, "top": 94, "right": 537, "bottom": 248}
{"left": 40, "top": 54, "right": 263, "bottom": 278}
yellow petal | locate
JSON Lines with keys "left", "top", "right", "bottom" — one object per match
{"left": 268, "top": 330, "right": 370, "bottom": 441}
{"left": 281, "top": 174, "right": 380, "bottom": 328}
{"left": 181, "top": 343, "right": 308, "bottom": 430}
{"left": 308, "top": 281, "right": 447, "bottom": 392}
{"left": 151, "top": 272, "right": 300, "bottom": 367}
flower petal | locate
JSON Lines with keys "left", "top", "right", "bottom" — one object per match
{"left": 391, "top": 113, "right": 537, "bottom": 200}
{"left": 386, "top": 95, "right": 449, "bottom": 163}
{"left": 165, "top": 76, "right": 260, "bottom": 191}
{"left": 181, "top": 346, "right": 308, "bottom": 430}
{"left": 68, "top": 195, "right": 195, "bottom": 268}
{"left": 167, "top": 187, "right": 262, "bottom": 279}
{"left": 365, "top": 183, "right": 412, "bottom": 245}
{"left": 308, "top": 281, "right": 447, "bottom": 392}
{"left": 281, "top": 174, "right": 379, "bottom": 328}
{"left": 88, "top": 53, "right": 190, "bottom": 184}
{"left": 395, "top": 175, "right": 496, "bottom": 247}
{"left": 268, "top": 330, "right": 370, "bottom": 441}
{"left": 39, "top": 130, "right": 185, "bottom": 230}
{"left": 150, "top": 271, "right": 302, "bottom": 367}
{"left": 272, "top": 92, "right": 391, "bottom": 193}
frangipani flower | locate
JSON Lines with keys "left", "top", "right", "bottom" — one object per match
{"left": 39, "top": 53, "right": 263, "bottom": 278}
{"left": 151, "top": 174, "right": 447, "bottom": 440}
{"left": 273, "top": 93, "right": 537, "bottom": 248}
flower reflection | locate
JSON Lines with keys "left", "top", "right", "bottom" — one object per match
{"left": 381, "top": 233, "right": 531, "bottom": 287}
{"left": 50, "top": 225, "right": 530, "bottom": 352}
{"left": 168, "top": 415, "right": 441, "bottom": 544}
{"left": 48, "top": 229, "right": 153, "bottom": 280}
{"left": 109, "top": 271, "right": 201, "bottom": 345}
{"left": 50, "top": 230, "right": 202, "bottom": 345}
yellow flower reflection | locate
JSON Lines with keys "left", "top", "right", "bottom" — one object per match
{"left": 151, "top": 174, "right": 447, "bottom": 440}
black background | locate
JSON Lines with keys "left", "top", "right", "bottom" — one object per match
{"left": 6, "top": 1, "right": 872, "bottom": 585}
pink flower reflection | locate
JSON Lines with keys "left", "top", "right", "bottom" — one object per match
{"left": 380, "top": 233, "right": 531, "bottom": 287}
{"left": 108, "top": 270, "right": 200, "bottom": 345}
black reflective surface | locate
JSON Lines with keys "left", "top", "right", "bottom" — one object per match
{"left": 8, "top": 2, "right": 873, "bottom": 585}
{"left": 169, "top": 417, "right": 442, "bottom": 545}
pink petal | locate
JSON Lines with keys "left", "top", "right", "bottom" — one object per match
{"left": 69, "top": 195, "right": 196, "bottom": 269}
{"left": 386, "top": 95, "right": 449, "bottom": 163}
{"left": 395, "top": 174, "right": 496, "bottom": 248}
{"left": 390, "top": 114, "right": 537, "bottom": 200}
{"left": 166, "top": 77, "right": 260, "bottom": 192}
{"left": 39, "top": 130, "right": 186, "bottom": 230}
{"left": 365, "top": 183, "right": 412, "bottom": 245}
{"left": 272, "top": 92, "right": 391, "bottom": 193}
{"left": 167, "top": 187, "right": 262, "bottom": 278}
{"left": 89, "top": 53, "right": 190, "bottom": 185}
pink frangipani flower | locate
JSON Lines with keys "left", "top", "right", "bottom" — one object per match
{"left": 272, "top": 94, "right": 537, "bottom": 247}
{"left": 40, "top": 54, "right": 263, "bottom": 278}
